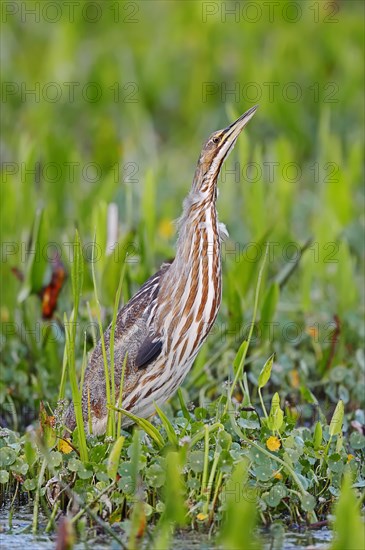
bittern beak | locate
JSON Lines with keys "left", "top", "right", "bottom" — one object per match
{"left": 198, "top": 105, "right": 258, "bottom": 180}
{"left": 223, "top": 104, "right": 258, "bottom": 144}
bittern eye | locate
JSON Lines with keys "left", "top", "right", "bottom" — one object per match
{"left": 212, "top": 136, "right": 219, "bottom": 144}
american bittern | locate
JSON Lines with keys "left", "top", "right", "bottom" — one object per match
{"left": 65, "top": 105, "right": 258, "bottom": 435}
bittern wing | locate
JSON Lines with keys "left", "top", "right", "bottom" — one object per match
{"left": 62, "top": 261, "right": 173, "bottom": 434}
{"left": 135, "top": 336, "right": 163, "bottom": 369}
{"left": 82, "top": 261, "right": 172, "bottom": 397}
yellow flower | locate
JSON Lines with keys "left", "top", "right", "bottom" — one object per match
{"left": 59, "top": 438, "right": 73, "bottom": 454}
{"left": 273, "top": 471, "right": 283, "bottom": 480}
{"left": 158, "top": 218, "right": 174, "bottom": 239}
{"left": 196, "top": 513, "right": 208, "bottom": 521}
{"left": 306, "top": 326, "right": 318, "bottom": 340}
{"left": 266, "top": 436, "right": 281, "bottom": 452}
{"left": 0, "top": 306, "right": 9, "bottom": 322}
{"left": 289, "top": 369, "right": 300, "bottom": 388}
{"left": 347, "top": 454, "right": 355, "bottom": 463}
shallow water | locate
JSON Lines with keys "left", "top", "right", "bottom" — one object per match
{"left": 0, "top": 505, "right": 332, "bottom": 549}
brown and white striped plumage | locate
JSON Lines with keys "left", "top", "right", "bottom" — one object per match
{"left": 64, "top": 106, "right": 258, "bottom": 435}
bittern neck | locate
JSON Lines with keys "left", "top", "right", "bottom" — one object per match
{"left": 156, "top": 176, "right": 223, "bottom": 344}
{"left": 174, "top": 181, "right": 220, "bottom": 265}
{"left": 191, "top": 164, "right": 220, "bottom": 200}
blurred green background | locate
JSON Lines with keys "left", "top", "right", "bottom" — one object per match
{"left": 1, "top": 0, "right": 364, "bottom": 423}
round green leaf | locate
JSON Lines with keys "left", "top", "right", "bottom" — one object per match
{"left": 23, "top": 478, "right": 37, "bottom": 491}
{"left": 77, "top": 464, "right": 93, "bottom": 480}
{"left": 68, "top": 458, "right": 81, "bottom": 472}
{"left": 145, "top": 463, "right": 165, "bottom": 488}
{"left": 265, "top": 484, "right": 287, "bottom": 507}
{"left": 0, "top": 470, "right": 9, "bottom": 483}
{"left": 118, "top": 461, "right": 134, "bottom": 477}
{"left": 187, "top": 477, "right": 200, "bottom": 490}
{"left": 254, "top": 464, "right": 273, "bottom": 481}
{"left": 217, "top": 431, "right": 232, "bottom": 451}
{"left": 118, "top": 475, "right": 134, "bottom": 494}
{"left": 350, "top": 432, "right": 365, "bottom": 450}
{"left": 218, "top": 451, "right": 233, "bottom": 473}
{"left": 48, "top": 451, "right": 62, "bottom": 469}
{"left": 328, "top": 454, "right": 345, "bottom": 473}
{"left": 0, "top": 447, "right": 17, "bottom": 467}
{"left": 301, "top": 493, "right": 316, "bottom": 512}
{"left": 329, "top": 366, "right": 347, "bottom": 383}
{"left": 11, "top": 459, "right": 29, "bottom": 475}
{"left": 188, "top": 451, "right": 205, "bottom": 473}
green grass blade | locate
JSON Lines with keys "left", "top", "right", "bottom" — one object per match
{"left": 154, "top": 403, "right": 178, "bottom": 446}
{"left": 110, "top": 406, "right": 164, "bottom": 449}
{"left": 91, "top": 231, "right": 112, "bottom": 436}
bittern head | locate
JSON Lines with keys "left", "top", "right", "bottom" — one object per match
{"left": 195, "top": 105, "right": 258, "bottom": 191}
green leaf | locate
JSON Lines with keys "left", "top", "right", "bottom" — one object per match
{"left": 18, "top": 208, "right": 46, "bottom": 302}
{"left": 328, "top": 453, "right": 345, "bottom": 474}
{"left": 0, "top": 470, "right": 9, "bottom": 483}
{"left": 260, "top": 283, "right": 279, "bottom": 340}
{"left": 177, "top": 388, "right": 191, "bottom": 422}
{"left": 300, "top": 493, "right": 316, "bottom": 512}
{"left": 71, "top": 229, "right": 84, "bottom": 311}
{"left": 331, "top": 473, "right": 365, "bottom": 550}
{"left": 118, "top": 461, "right": 134, "bottom": 477}
{"left": 0, "top": 447, "right": 17, "bottom": 467}
{"left": 265, "top": 483, "right": 287, "bottom": 507}
{"left": 68, "top": 458, "right": 81, "bottom": 472}
{"left": 313, "top": 421, "right": 323, "bottom": 451}
{"left": 111, "top": 406, "right": 164, "bottom": 448}
{"left": 329, "top": 400, "right": 344, "bottom": 437}
{"left": 145, "top": 463, "right": 165, "bottom": 488}
{"left": 141, "top": 169, "right": 157, "bottom": 260}
{"left": 39, "top": 402, "right": 56, "bottom": 449}
{"left": 101, "top": 231, "right": 133, "bottom": 307}
{"left": 267, "top": 392, "right": 284, "bottom": 432}
{"left": 163, "top": 451, "right": 186, "bottom": 524}
{"left": 188, "top": 451, "right": 205, "bottom": 473}
{"left": 258, "top": 354, "right": 274, "bottom": 389}
{"left": 254, "top": 464, "right": 273, "bottom": 482}
{"left": 77, "top": 463, "right": 93, "bottom": 480}
{"left": 48, "top": 451, "right": 62, "bottom": 469}
{"left": 300, "top": 386, "right": 319, "bottom": 405}
{"left": 233, "top": 340, "right": 248, "bottom": 374}
{"left": 217, "top": 430, "right": 232, "bottom": 451}
{"left": 24, "top": 440, "right": 37, "bottom": 468}
{"left": 154, "top": 403, "right": 178, "bottom": 446}
{"left": 220, "top": 459, "right": 261, "bottom": 550}
{"left": 349, "top": 431, "right": 365, "bottom": 450}
{"left": 118, "top": 475, "right": 134, "bottom": 494}
{"left": 128, "top": 429, "right": 141, "bottom": 488}
{"left": 89, "top": 444, "right": 108, "bottom": 463}
{"left": 11, "top": 459, "right": 28, "bottom": 475}
{"left": 107, "top": 436, "right": 125, "bottom": 480}
{"left": 23, "top": 478, "right": 37, "bottom": 491}
{"left": 218, "top": 450, "right": 233, "bottom": 473}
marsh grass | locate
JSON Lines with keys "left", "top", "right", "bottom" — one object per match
{"left": 16, "top": 235, "right": 359, "bottom": 543}
{"left": 64, "top": 230, "right": 88, "bottom": 462}
{"left": 1, "top": 2, "right": 364, "bottom": 547}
